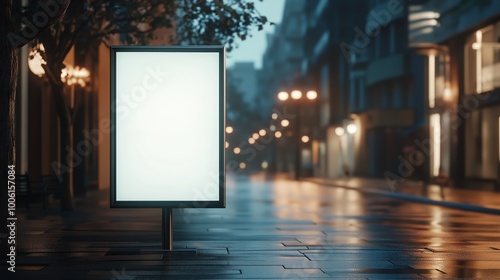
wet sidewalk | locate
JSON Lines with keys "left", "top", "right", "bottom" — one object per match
{"left": 8, "top": 174, "right": 500, "bottom": 279}
{"left": 307, "top": 176, "right": 500, "bottom": 214}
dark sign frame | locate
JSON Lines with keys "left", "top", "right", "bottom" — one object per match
{"left": 110, "top": 46, "right": 226, "bottom": 208}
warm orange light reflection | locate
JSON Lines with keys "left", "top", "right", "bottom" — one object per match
{"left": 252, "top": 133, "right": 260, "bottom": 140}
{"left": 275, "top": 131, "right": 282, "bottom": 138}
{"left": 281, "top": 119, "right": 290, "bottom": 127}
{"left": 259, "top": 129, "right": 266, "bottom": 136}
{"left": 233, "top": 147, "right": 241, "bottom": 154}
{"left": 239, "top": 162, "right": 246, "bottom": 169}
{"left": 225, "top": 126, "right": 233, "bottom": 134}
{"left": 248, "top": 138, "right": 255, "bottom": 144}
{"left": 301, "top": 135, "right": 310, "bottom": 143}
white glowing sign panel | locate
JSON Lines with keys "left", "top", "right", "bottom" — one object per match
{"left": 110, "top": 46, "right": 225, "bottom": 208}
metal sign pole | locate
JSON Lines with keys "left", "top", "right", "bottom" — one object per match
{"left": 162, "top": 208, "right": 173, "bottom": 251}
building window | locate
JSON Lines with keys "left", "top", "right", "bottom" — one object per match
{"left": 430, "top": 113, "right": 441, "bottom": 177}
{"left": 465, "top": 22, "right": 500, "bottom": 94}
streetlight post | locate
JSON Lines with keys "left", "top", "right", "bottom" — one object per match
{"left": 277, "top": 89, "right": 317, "bottom": 180}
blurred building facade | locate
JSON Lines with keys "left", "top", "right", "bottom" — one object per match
{"left": 268, "top": 0, "right": 500, "bottom": 187}
{"left": 409, "top": 0, "right": 500, "bottom": 185}
{"left": 343, "top": 0, "right": 427, "bottom": 179}
{"left": 228, "top": 62, "right": 258, "bottom": 110}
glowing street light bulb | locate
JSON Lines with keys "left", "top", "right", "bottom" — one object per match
{"left": 335, "top": 127, "right": 345, "bottom": 136}
{"left": 259, "top": 129, "right": 266, "bottom": 136}
{"left": 443, "top": 88, "right": 453, "bottom": 102}
{"left": 301, "top": 135, "right": 310, "bottom": 143}
{"left": 249, "top": 138, "right": 255, "bottom": 144}
{"left": 347, "top": 123, "right": 357, "bottom": 134}
{"left": 281, "top": 119, "right": 289, "bottom": 127}
{"left": 233, "top": 147, "right": 241, "bottom": 154}
{"left": 306, "top": 90, "right": 318, "bottom": 100}
{"left": 271, "top": 113, "right": 278, "bottom": 120}
{"left": 226, "top": 126, "right": 234, "bottom": 134}
{"left": 239, "top": 162, "right": 246, "bottom": 169}
{"left": 28, "top": 43, "right": 46, "bottom": 77}
{"left": 61, "top": 65, "right": 90, "bottom": 87}
{"left": 252, "top": 133, "right": 260, "bottom": 140}
{"left": 275, "top": 131, "right": 282, "bottom": 138}
{"left": 278, "top": 91, "right": 289, "bottom": 101}
{"left": 261, "top": 161, "right": 269, "bottom": 169}
{"left": 291, "top": 90, "right": 302, "bottom": 100}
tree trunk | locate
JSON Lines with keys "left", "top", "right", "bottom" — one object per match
{"left": 50, "top": 82, "right": 75, "bottom": 211}
{"left": 59, "top": 117, "right": 74, "bottom": 211}
{"left": 0, "top": 0, "right": 16, "bottom": 263}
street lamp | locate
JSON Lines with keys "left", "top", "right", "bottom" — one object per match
{"left": 291, "top": 90, "right": 302, "bottom": 100}
{"left": 28, "top": 43, "right": 46, "bottom": 77}
{"left": 335, "top": 127, "right": 345, "bottom": 136}
{"left": 30, "top": 44, "right": 91, "bottom": 109}
{"left": 261, "top": 161, "right": 269, "bottom": 169}
{"left": 29, "top": 43, "right": 90, "bottom": 89}
{"left": 276, "top": 87, "right": 318, "bottom": 180}
{"left": 61, "top": 65, "right": 90, "bottom": 87}
{"left": 306, "top": 90, "right": 318, "bottom": 100}
{"left": 278, "top": 91, "right": 289, "bottom": 101}
{"left": 443, "top": 87, "right": 453, "bottom": 103}
{"left": 347, "top": 123, "right": 357, "bottom": 134}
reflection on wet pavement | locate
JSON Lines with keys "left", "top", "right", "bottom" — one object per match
{"left": 12, "top": 174, "right": 500, "bottom": 279}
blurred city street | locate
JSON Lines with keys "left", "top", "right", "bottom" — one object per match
{"left": 4, "top": 0, "right": 500, "bottom": 279}
{"left": 10, "top": 174, "right": 500, "bottom": 279}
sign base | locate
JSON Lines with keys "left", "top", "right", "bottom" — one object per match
{"left": 162, "top": 208, "right": 173, "bottom": 251}
{"left": 161, "top": 208, "right": 198, "bottom": 255}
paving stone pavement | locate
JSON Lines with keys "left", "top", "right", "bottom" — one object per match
{"left": 5, "top": 174, "right": 500, "bottom": 279}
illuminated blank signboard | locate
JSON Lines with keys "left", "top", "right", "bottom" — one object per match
{"left": 110, "top": 46, "right": 225, "bottom": 208}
